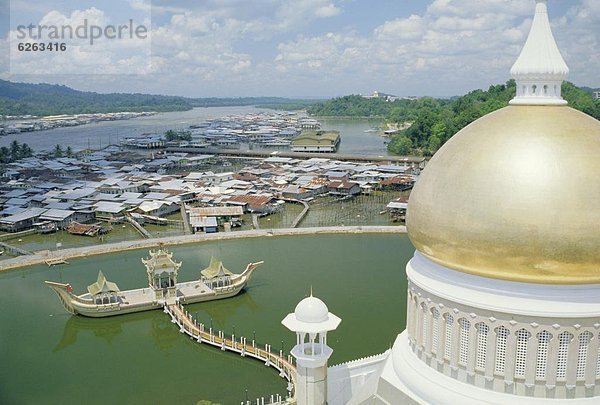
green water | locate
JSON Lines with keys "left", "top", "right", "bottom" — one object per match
{"left": 0, "top": 224, "right": 142, "bottom": 257}
{"left": 0, "top": 233, "right": 412, "bottom": 405}
{"left": 0, "top": 191, "right": 409, "bottom": 257}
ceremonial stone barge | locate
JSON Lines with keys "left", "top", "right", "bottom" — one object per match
{"left": 45, "top": 248, "right": 263, "bottom": 317}
{"left": 44, "top": 248, "right": 297, "bottom": 403}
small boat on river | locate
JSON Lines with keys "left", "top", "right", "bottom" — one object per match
{"left": 45, "top": 248, "right": 263, "bottom": 317}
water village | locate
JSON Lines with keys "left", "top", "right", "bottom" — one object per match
{"left": 0, "top": 112, "right": 420, "bottom": 257}
{"left": 120, "top": 111, "right": 335, "bottom": 152}
{"left": 0, "top": 112, "right": 157, "bottom": 135}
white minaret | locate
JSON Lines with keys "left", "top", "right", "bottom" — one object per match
{"left": 282, "top": 293, "right": 341, "bottom": 405}
{"left": 510, "top": 0, "right": 569, "bottom": 105}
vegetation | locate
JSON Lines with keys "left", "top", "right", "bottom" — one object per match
{"left": 307, "top": 81, "right": 600, "bottom": 156}
{"left": 164, "top": 129, "right": 192, "bottom": 142}
{"left": 307, "top": 95, "right": 396, "bottom": 117}
{"left": 255, "top": 99, "right": 321, "bottom": 111}
{"left": 190, "top": 97, "right": 314, "bottom": 109}
{"left": 0, "top": 140, "right": 33, "bottom": 163}
{"left": 0, "top": 79, "right": 192, "bottom": 116}
{"left": 0, "top": 80, "right": 315, "bottom": 116}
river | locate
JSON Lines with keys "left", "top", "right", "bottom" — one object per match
{"left": 0, "top": 107, "right": 389, "bottom": 156}
{"left": 0, "top": 233, "right": 412, "bottom": 404}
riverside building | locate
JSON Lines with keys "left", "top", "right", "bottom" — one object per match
{"left": 291, "top": 131, "right": 341, "bottom": 153}
{"left": 284, "top": 1, "right": 600, "bottom": 403}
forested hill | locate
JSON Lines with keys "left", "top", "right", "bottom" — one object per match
{"left": 0, "top": 80, "right": 193, "bottom": 115}
{"left": 0, "top": 80, "right": 311, "bottom": 116}
{"left": 308, "top": 81, "right": 600, "bottom": 156}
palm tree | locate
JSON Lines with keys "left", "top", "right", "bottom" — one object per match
{"left": 54, "top": 144, "right": 63, "bottom": 158}
{"left": 20, "top": 143, "right": 33, "bottom": 158}
{"left": 10, "top": 140, "right": 20, "bottom": 161}
{"left": 0, "top": 146, "right": 10, "bottom": 163}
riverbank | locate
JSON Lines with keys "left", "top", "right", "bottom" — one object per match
{"left": 0, "top": 226, "right": 406, "bottom": 272}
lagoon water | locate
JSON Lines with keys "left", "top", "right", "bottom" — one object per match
{"left": 0, "top": 233, "right": 412, "bottom": 404}
{"left": 0, "top": 107, "right": 388, "bottom": 156}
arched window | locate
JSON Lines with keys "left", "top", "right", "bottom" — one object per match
{"left": 536, "top": 330, "right": 551, "bottom": 379}
{"left": 577, "top": 331, "right": 592, "bottom": 379}
{"left": 557, "top": 331, "right": 573, "bottom": 379}
{"left": 515, "top": 329, "right": 531, "bottom": 377}
{"left": 475, "top": 322, "right": 489, "bottom": 370}
{"left": 494, "top": 326, "right": 509, "bottom": 374}
{"left": 458, "top": 318, "right": 470, "bottom": 366}
{"left": 421, "top": 303, "right": 428, "bottom": 349}
{"left": 532, "top": 84, "right": 538, "bottom": 94}
{"left": 431, "top": 308, "right": 440, "bottom": 354}
{"left": 596, "top": 335, "right": 600, "bottom": 377}
{"left": 444, "top": 314, "right": 454, "bottom": 360}
{"left": 410, "top": 295, "right": 418, "bottom": 337}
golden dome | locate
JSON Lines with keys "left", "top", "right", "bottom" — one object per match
{"left": 407, "top": 106, "right": 600, "bottom": 284}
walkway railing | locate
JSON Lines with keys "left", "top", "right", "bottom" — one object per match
{"left": 164, "top": 302, "right": 296, "bottom": 404}
{"left": 180, "top": 203, "right": 192, "bottom": 235}
{"left": 283, "top": 199, "right": 309, "bottom": 228}
{"left": 126, "top": 215, "right": 152, "bottom": 239}
{"left": 0, "top": 241, "right": 33, "bottom": 256}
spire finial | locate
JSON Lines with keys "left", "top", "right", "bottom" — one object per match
{"left": 509, "top": 0, "right": 569, "bottom": 106}
{"left": 310, "top": 285, "right": 313, "bottom": 297}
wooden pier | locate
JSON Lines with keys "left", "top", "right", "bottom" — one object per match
{"left": 180, "top": 203, "right": 192, "bottom": 235}
{"left": 164, "top": 302, "right": 296, "bottom": 404}
{"left": 126, "top": 215, "right": 152, "bottom": 239}
{"left": 252, "top": 214, "right": 260, "bottom": 230}
{"left": 166, "top": 146, "right": 427, "bottom": 166}
{"left": 285, "top": 199, "right": 310, "bottom": 228}
{"left": 45, "top": 257, "right": 68, "bottom": 266}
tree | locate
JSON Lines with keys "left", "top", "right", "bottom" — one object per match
{"left": 165, "top": 130, "right": 178, "bottom": 141}
{"left": 388, "top": 135, "right": 413, "bottom": 156}
{"left": 66, "top": 146, "right": 73, "bottom": 157}
{"left": 164, "top": 129, "right": 192, "bottom": 142}
{"left": 428, "top": 135, "right": 442, "bottom": 154}
{"left": 0, "top": 146, "right": 9, "bottom": 163}
{"left": 9, "top": 140, "right": 20, "bottom": 161}
{"left": 54, "top": 144, "right": 63, "bottom": 158}
{"left": 19, "top": 143, "right": 33, "bottom": 158}
{"left": 426, "top": 122, "right": 446, "bottom": 153}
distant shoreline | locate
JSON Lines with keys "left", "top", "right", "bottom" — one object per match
{"left": 0, "top": 226, "right": 407, "bottom": 272}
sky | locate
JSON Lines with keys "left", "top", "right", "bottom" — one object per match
{"left": 0, "top": 0, "right": 598, "bottom": 98}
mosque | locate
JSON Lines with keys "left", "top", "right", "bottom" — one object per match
{"left": 281, "top": 1, "right": 600, "bottom": 403}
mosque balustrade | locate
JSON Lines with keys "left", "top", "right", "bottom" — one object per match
{"left": 406, "top": 286, "right": 600, "bottom": 398}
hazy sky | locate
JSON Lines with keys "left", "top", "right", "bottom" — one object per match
{"left": 1, "top": 0, "right": 598, "bottom": 98}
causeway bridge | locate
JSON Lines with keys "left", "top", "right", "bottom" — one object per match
{"left": 164, "top": 302, "right": 297, "bottom": 404}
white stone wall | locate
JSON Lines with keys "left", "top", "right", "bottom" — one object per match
{"left": 406, "top": 254, "right": 600, "bottom": 400}
{"left": 327, "top": 352, "right": 389, "bottom": 405}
